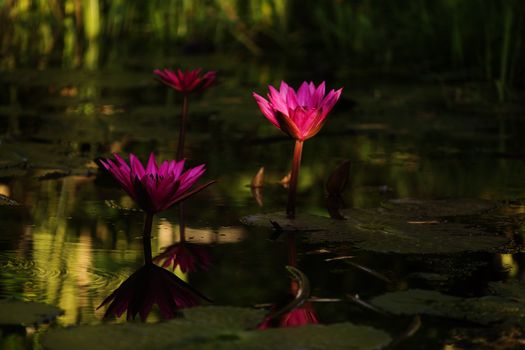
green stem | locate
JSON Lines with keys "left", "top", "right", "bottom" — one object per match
{"left": 143, "top": 212, "right": 154, "bottom": 265}
{"left": 286, "top": 140, "right": 304, "bottom": 219}
{"left": 176, "top": 94, "right": 189, "bottom": 161}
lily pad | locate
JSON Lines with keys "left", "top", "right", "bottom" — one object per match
{"left": 371, "top": 282, "right": 525, "bottom": 326}
{"left": 0, "top": 300, "right": 63, "bottom": 327}
{"left": 381, "top": 198, "right": 497, "bottom": 218}
{"left": 488, "top": 280, "right": 525, "bottom": 303}
{"left": 42, "top": 306, "right": 391, "bottom": 350}
{"left": 370, "top": 289, "right": 461, "bottom": 316}
{"left": 0, "top": 141, "right": 93, "bottom": 176}
{"left": 241, "top": 206, "right": 509, "bottom": 254}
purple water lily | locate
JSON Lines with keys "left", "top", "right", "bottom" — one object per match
{"left": 99, "top": 153, "right": 214, "bottom": 214}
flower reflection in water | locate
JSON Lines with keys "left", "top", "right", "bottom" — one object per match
{"left": 97, "top": 263, "right": 210, "bottom": 321}
{"left": 155, "top": 243, "right": 212, "bottom": 273}
{"left": 258, "top": 234, "right": 319, "bottom": 329}
{"left": 154, "top": 206, "right": 212, "bottom": 273}
{"left": 258, "top": 280, "right": 319, "bottom": 329}
{"left": 153, "top": 68, "right": 216, "bottom": 95}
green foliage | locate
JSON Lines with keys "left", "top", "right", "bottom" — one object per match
{"left": 1, "top": 0, "right": 523, "bottom": 95}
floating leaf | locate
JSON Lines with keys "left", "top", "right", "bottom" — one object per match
{"left": 381, "top": 198, "right": 497, "bottom": 218}
{"left": 371, "top": 289, "right": 461, "bottom": 316}
{"left": 346, "top": 293, "right": 387, "bottom": 315}
{"left": 42, "top": 306, "right": 391, "bottom": 350}
{"left": 241, "top": 203, "right": 510, "bottom": 254}
{"left": 371, "top": 282, "right": 525, "bottom": 326}
{"left": 489, "top": 280, "right": 525, "bottom": 303}
{"left": 0, "top": 300, "right": 63, "bottom": 327}
{"left": 241, "top": 212, "right": 331, "bottom": 232}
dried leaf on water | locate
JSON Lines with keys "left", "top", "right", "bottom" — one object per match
{"left": 278, "top": 171, "right": 291, "bottom": 188}
{"left": 250, "top": 167, "right": 265, "bottom": 188}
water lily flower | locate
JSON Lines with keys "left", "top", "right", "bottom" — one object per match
{"left": 253, "top": 81, "right": 342, "bottom": 219}
{"left": 253, "top": 81, "right": 342, "bottom": 142}
{"left": 154, "top": 243, "right": 212, "bottom": 273}
{"left": 153, "top": 68, "right": 216, "bottom": 159}
{"left": 97, "top": 263, "right": 210, "bottom": 320}
{"left": 153, "top": 68, "right": 216, "bottom": 94}
{"left": 99, "top": 153, "right": 215, "bottom": 215}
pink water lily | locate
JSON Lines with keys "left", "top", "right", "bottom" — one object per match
{"left": 253, "top": 81, "right": 342, "bottom": 141}
{"left": 99, "top": 153, "right": 215, "bottom": 214}
{"left": 97, "top": 263, "right": 209, "bottom": 321}
{"left": 253, "top": 81, "right": 342, "bottom": 219}
{"left": 154, "top": 68, "right": 216, "bottom": 94}
{"left": 154, "top": 68, "right": 216, "bottom": 160}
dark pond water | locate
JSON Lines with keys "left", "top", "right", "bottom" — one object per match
{"left": 1, "top": 44, "right": 525, "bottom": 349}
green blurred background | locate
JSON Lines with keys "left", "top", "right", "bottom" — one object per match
{"left": 1, "top": 0, "right": 524, "bottom": 101}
